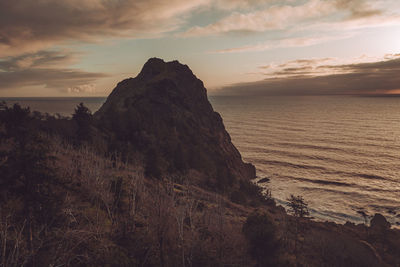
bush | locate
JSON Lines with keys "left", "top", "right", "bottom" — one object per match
{"left": 239, "top": 180, "right": 272, "bottom": 206}
{"left": 242, "top": 213, "right": 279, "bottom": 266}
{"left": 72, "top": 102, "right": 93, "bottom": 143}
{"left": 230, "top": 190, "right": 247, "bottom": 205}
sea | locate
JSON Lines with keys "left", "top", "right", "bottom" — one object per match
{"left": 2, "top": 95, "right": 400, "bottom": 227}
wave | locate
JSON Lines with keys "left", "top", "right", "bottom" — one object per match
{"left": 282, "top": 176, "right": 354, "bottom": 187}
{"left": 325, "top": 169, "right": 392, "bottom": 182}
{"left": 253, "top": 157, "right": 391, "bottom": 179}
{"left": 270, "top": 175, "right": 399, "bottom": 195}
{"left": 245, "top": 146, "right": 364, "bottom": 166}
{"left": 274, "top": 142, "right": 346, "bottom": 152}
{"left": 252, "top": 159, "right": 329, "bottom": 171}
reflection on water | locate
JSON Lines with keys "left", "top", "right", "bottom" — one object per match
{"left": 2, "top": 95, "right": 400, "bottom": 227}
{"left": 210, "top": 95, "right": 400, "bottom": 227}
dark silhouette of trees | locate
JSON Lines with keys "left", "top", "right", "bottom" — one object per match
{"left": 242, "top": 212, "right": 279, "bottom": 266}
{"left": 0, "top": 104, "right": 62, "bottom": 265}
{"left": 287, "top": 194, "right": 309, "bottom": 218}
{"left": 287, "top": 194, "right": 309, "bottom": 256}
{"left": 72, "top": 102, "right": 93, "bottom": 143}
{"left": 0, "top": 103, "right": 31, "bottom": 141}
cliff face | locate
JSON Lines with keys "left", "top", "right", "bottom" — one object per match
{"left": 95, "top": 58, "right": 255, "bottom": 188}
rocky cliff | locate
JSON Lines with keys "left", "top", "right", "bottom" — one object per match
{"left": 95, "top": 58, "right": 255, "bottom": 188}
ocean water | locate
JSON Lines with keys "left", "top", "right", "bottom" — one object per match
{"left": 211, "top": 95, "right": 400, "bottom": 227}
{"left": 2, "top": 96, "right": 400, "bottom": 227}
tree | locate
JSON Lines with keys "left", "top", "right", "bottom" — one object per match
{"left": 287, "top": 194, "right": 309, "bottom": 218}
{"left": 242, "top": 213, "right": 279, "bottom": 266}
{"left": 72, "top": 102, "right": 93, "bottom": 143}
{"left": 0, "top": 104, "right": 61, "bottom": 265}
{"left": 286, "top": 195, "right": 309, "bottom": 255}
{"left": 0, "top": 103, "right": 31, "bottom": 141}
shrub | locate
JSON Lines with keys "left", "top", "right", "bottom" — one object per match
{"left": 242, "top": 213, "right": 279, "bottom": 266}
{"left": 230, "top": 190, "right": 247, "bottom": 205}
{"left": 239, "top": 180, "right": 273, "bottom": 206}
{"left": 72, "top": 102, "right": 93, "bottom": 143}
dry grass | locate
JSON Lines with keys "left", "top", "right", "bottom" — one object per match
{"left": 2, "top": 135, "right": 400, "bottom": 266}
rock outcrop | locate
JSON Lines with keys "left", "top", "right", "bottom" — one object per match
{"left": 370, "top": 213, "right": 391, "bottom": 230}
{"left": 95, "top": 58, "right": 255, "bottom": 188}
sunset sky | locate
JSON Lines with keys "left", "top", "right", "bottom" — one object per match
{"left": 1, "top": 0, "right": 400, "bottom": 96}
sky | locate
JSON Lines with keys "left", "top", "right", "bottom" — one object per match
{"left": 0, "top": 0, "right": 400, "bottom": 97}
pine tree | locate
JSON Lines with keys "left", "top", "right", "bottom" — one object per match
{"left": 287, "top": 194, "right": 309, "bottom": 218}
{"left": 72, "top": 102, "right": 93, "bottom": 143}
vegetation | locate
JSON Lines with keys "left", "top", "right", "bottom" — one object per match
{"left": 243, "top": 213, "right": 279, "bottom": 266}
{"left": 144, "top": 146, "right": 164, "bottom": 179}
{"left": 0, "top": 104, "right": 63, "bottom": 266}
{"left": 0, "top": 104, "right": 254, "bottom": 266}
{"left": 1, "top": 103, "right": 400, "bottom": 267}
{"left": 72, "top": 102, "right": 93, "bottom": 143}
{"left": 287, "top": 194, "right": 309, "bottom": 218}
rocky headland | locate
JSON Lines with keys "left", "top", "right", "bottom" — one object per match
{"left": 95, "top": 58, "right": 255, "bottom": 189}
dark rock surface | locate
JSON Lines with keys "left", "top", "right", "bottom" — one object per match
{"left": 257, "top": 177, "right": 270, "bottom": 183}
{"left": 95, "top": 58, "right": 255, "bottom": 188}
{"left": 370, "top": 213, "right": 391, "bottom": 229}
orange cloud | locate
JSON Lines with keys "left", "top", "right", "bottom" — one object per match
{"left": 218, "top": 55, "right": 400, "bottom": 96}
{"left": 0, "top": 50, "right": 108, "bottom": 92}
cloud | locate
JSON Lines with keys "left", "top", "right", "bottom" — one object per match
{"left": 0, "top": 50, "right": 107, "bottom": 93}
{"left": 257, "top": 56, "right": 380, "bottom": 77}
{"left": 217, "top": 55, "right": 400, "bottom": 96}
{"left": 334, "top": 0, "right": 382, "bottom": 19}
{"left": 0, "top": 50, "right": 78, "bottom": 71}
{"left": 68, "top": 84, "right": 96, "bottom": 94}
{"left": 0, "top": 68, "right": 107, "bottom": 92}
{"left": 213, "top": 0, "right": 282, "bottom": 10}
{"left": 182, "top": 0, "right": 399, "bottom": 37}
{"left": 259, "top": 54, "right": 400, "bottom": 77}
{"left": 2, "top": 0, "right": 397, "bottom": 57}
{"left": 183, "top": 0, "right": 335, "bottom": 37}
{"left": 0, "top": 0, "right": 209, "bottom": 56}
{"left": 0, "top": 0, "right": 283, "bottom": 57}
{"left": 209, "top": 34, "right": 353, "bottom": 53}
